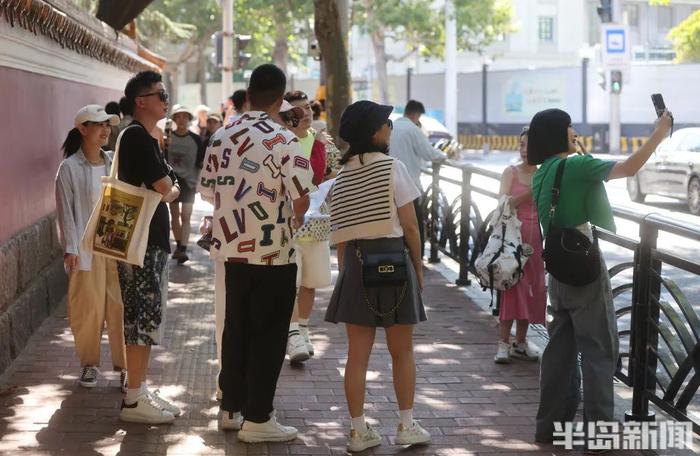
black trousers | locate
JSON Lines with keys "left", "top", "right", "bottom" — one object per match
{"left": 219, "top": 262, "right": 297, "bottom": 422}
{"left": 413, "top": 197, "right": 425, "bottom": 258}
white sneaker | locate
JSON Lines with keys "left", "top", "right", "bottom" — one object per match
{"left": 395, "top": 420, "right": 431, "bottom": 445}
{"left": 147, "top": 389, "right": 181, "bottom": 417}
{"left": 299, "top": 325, "right": 314, "bottom": 356}
{"left": 510, "top": 341, "right": 539, "bottom": 361}
{"left": 287, "top": 333, "right": 310, "bottom": 363}
{"left": 119, "top": 395, "right": 175, "bottom": 424}
{"left": 79, "top": 366, "right": 98, "bottom": 388}
{"left": 347, "top": 423, "right": 382, "bottom": 452}
{"left": 237, "top": 415, "right": 298, "bottom": 442}
{"left": 494, "top": 341, "right": 511, "bottom": 364}
{"left": 219, "top": 410, "right": 243, "bottom": 431}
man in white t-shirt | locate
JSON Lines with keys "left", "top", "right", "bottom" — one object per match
{"left": 198, "top": 64, "right": 315, "bottom": 441}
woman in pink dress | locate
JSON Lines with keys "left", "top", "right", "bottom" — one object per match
{"left": 494, "top": 128, "right": 546, "bottom": 364}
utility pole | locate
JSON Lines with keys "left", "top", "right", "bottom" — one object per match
{"left": 444, "top": 0, "right": 457, "bottom": 137}
{"left": 221, "top": 0, "right": 233, "bottom": 107}
{"left": 609, "top": 0, "right": 622, "bottom": 154}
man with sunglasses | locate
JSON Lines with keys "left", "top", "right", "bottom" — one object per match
{"left": 116, "top": 71, "right": 182, "bottom": 424}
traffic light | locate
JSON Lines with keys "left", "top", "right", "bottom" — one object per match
{"left": 236, "top": 35, "right": 251, "bottom": 71}
{"left": 597, "top": 0, "right": 612, "bottom": 23}
{"left": 611, "top": 70, "right": 622, "bottom": 94}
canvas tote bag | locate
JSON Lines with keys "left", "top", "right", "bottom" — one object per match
{"left": 81, "top": 125, "right": 162, "bottom": 267}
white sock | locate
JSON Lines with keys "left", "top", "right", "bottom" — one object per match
{"left": 351, "top": 415, "right": 368, "bottom": 432}
{"left": 289, "top": 322, "right": 300, "bottom": 335}
{"left": 298, "top": 318, "right": 309, "bottom": 327}
{"left": 140, "top": 384, "right": 149, "bottom": 395}
{"left": 125, "top": 388, "right": 142, "bottom": 405}
{"left": 399, "top": 409, "right": 413, "bottom": 428}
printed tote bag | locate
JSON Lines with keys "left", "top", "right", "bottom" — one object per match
{"left": 81, "top": 126, "right": 161, "bottom": 266}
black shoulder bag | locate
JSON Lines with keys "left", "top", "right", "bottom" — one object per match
{"left": 537, "top": 159, "right": 601, "bottom": 286}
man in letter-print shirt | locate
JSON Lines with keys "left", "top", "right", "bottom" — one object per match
{"left": 198, "top": 64, "right": 315, "bottom": 441}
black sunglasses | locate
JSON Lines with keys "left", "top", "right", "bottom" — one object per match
{"left": 137, "top": 91, "right": 169, "bottom": 102}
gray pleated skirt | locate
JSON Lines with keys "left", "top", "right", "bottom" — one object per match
{"left": 325, "top": 237, "right": 427, "bottom": 327}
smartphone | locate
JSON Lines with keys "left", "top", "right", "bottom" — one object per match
{"left": 651, "top": 93, "right": 673, "bottom": 136}
{"left": 651, "top": 93, "right": 666, "bottom": 117}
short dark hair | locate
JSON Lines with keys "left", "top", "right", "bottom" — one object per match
{"left": 527, "top": 109, "right": 571, "bottom": 165}
{"left": 404, "top": 100, "right": 426, "bottom": 116}
{"left": 118, "top": 96, "right": 132, "bottom": 117}
{"left": 310, "top": 100, "right": 323, "bottom": 119}
{"left": 105, "top": 101, "right": 120, "bottom": 116}
{"left": 247, "top": 64, "right": 286, "bottom": 108}
{"left": 124, "top": 71, "right": 163, "bottom": 113}
{"left": 284, "top": 90, "right": 308, "bottom": 104}
{"left": 231, "top": 89, "right": 247, "bottom": 111}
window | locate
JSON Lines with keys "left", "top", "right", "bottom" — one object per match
{"left": 623, "top": 4, "right": 639, "bottom": 27}
{"left": 680, "top": 132, "right": 700, "bottom": 152}
{"left": 538, "top": 16, "right": 555, "bottom": 42}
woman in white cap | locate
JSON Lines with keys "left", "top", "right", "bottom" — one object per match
{"left": 54, "top": 105, "right": 127, "bottom": 391}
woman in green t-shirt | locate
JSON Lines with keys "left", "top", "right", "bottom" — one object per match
{"left": 527, "top": 108, "right": 672, "bottom": 446}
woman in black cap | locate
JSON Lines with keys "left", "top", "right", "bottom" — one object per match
{"left": 529, "top": 107, "right": 672, "bottom": 449}
{"left": 325, "top": 100, "right": 430, "bottom": 452}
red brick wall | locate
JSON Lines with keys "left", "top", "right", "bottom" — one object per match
{"left": 0, "top": 67, "right": 122, "bottom": 244}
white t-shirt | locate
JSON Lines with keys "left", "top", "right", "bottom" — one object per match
{"left": 90, "top": 164, "right": 106, "bottom": 208}
{"left": 198, "top": 111, "right": 317, "bottom": 265}
{"left": 343, "top": 155, "right": 420, "bottom": 239}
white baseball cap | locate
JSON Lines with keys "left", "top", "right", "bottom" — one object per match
{"left": 280, "top": 100, "right": 305, "bottom": 117}
{"left": 74, "top": 105, "right": 120, "bottom": 128}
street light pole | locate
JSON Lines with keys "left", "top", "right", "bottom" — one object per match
{"left": 221, "top": 0, "right": 233, "bottom": 107}
{"left": 609, "top": 0, "right": 622, "bottom": 154}
{"left": 444, "top": 0, "right": 457, "bottom": 137}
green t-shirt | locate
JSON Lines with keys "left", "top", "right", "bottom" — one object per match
{"left": 532, "top": 154, "right": 616, "bottom": 236}
{"left": 298, "top": 133, "right": 314, "bottom": 159}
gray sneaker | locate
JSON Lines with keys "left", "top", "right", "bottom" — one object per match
{"left": 510, "top": 341, "right": 539, "bottom": 361}
{"left": 79, "top": 366, "right": 98, "bottom": 388}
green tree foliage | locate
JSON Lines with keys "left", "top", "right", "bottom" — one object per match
{"left": 453, "top": 0, "right": 515, "bottom": 55}
{"left": 669, "top": 9, "right": 700, "bottom": 63}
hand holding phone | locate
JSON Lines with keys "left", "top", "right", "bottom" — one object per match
{"left": 651, "top": 93, "right": 673, "bottom": 136}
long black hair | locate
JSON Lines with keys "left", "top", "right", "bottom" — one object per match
{"left": 61, "top": 127, "right": 83, "bottom": 158}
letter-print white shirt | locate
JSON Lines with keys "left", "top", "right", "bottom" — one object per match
{"left": 198, "top": 111, "right": 316, "bottom": 265}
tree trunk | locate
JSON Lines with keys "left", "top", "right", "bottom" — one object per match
{"left": 165, "top": 63, "right": 180, "bottom": 105}
{"left": 369, "top": 29, "right": 389, "bottom": 104}
{"left": 272, "top": 18, "right": 289, "bottom": 73}
{"left": 197, "top": 44, "right": 207, "bottom": 106}
{"left": 362, "top": 0, "right": 389, "bottom": 104}
{"left": 314, "top": 0, "right": 351, "bottom": 147}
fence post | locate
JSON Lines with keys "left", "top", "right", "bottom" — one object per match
{"left": 456, "top": 166, "right": 471, "bottom": 285}
{"left": 626, "top": 216, "right": 661, "bottom": 422}
{"left": 429, "top": 161, "right": 441, "bottom": 264}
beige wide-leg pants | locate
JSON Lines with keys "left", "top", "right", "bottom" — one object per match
{"left": 67, "top": 255, "right": 127, "bottom": 370}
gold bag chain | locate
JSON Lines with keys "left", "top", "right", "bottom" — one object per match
{"left": 355, "top": 247, "right": 408, "bottom": 317}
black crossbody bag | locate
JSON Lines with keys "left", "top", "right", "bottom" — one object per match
{"left": 537, "top": 159, "right": 601, "bottom": 286}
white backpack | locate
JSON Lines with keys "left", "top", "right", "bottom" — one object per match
{"left": 474, "top": 196, "right": 532, "bottom": 294}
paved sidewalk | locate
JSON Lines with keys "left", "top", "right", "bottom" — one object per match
{"left": 0, "top": 207, "right": 662, "bottom": 455}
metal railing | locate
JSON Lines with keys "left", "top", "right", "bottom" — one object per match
{"left": 422, "top": 159, "right": 700, "bottom": 434}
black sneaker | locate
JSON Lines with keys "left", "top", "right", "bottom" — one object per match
{"left": 172, "top": 246, "right": 189, "bottom": 264}
{"left": 79, "top": 366, "right": 98, "bottom": 388}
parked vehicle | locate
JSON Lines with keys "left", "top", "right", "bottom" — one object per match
{"left": 627, "top": 128, "right": 700, "bottom": 215}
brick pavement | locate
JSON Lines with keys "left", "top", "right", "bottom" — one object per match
{"left": 0, "top": 208, "right": 663, "bottom": 455}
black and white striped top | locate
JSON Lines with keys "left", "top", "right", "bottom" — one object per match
{"left": 330, "top": 153, "right": 396, "bottom": 244}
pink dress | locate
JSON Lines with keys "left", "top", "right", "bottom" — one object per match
{"left": 499, "top": 167, "right": 546, "bottom": 324}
